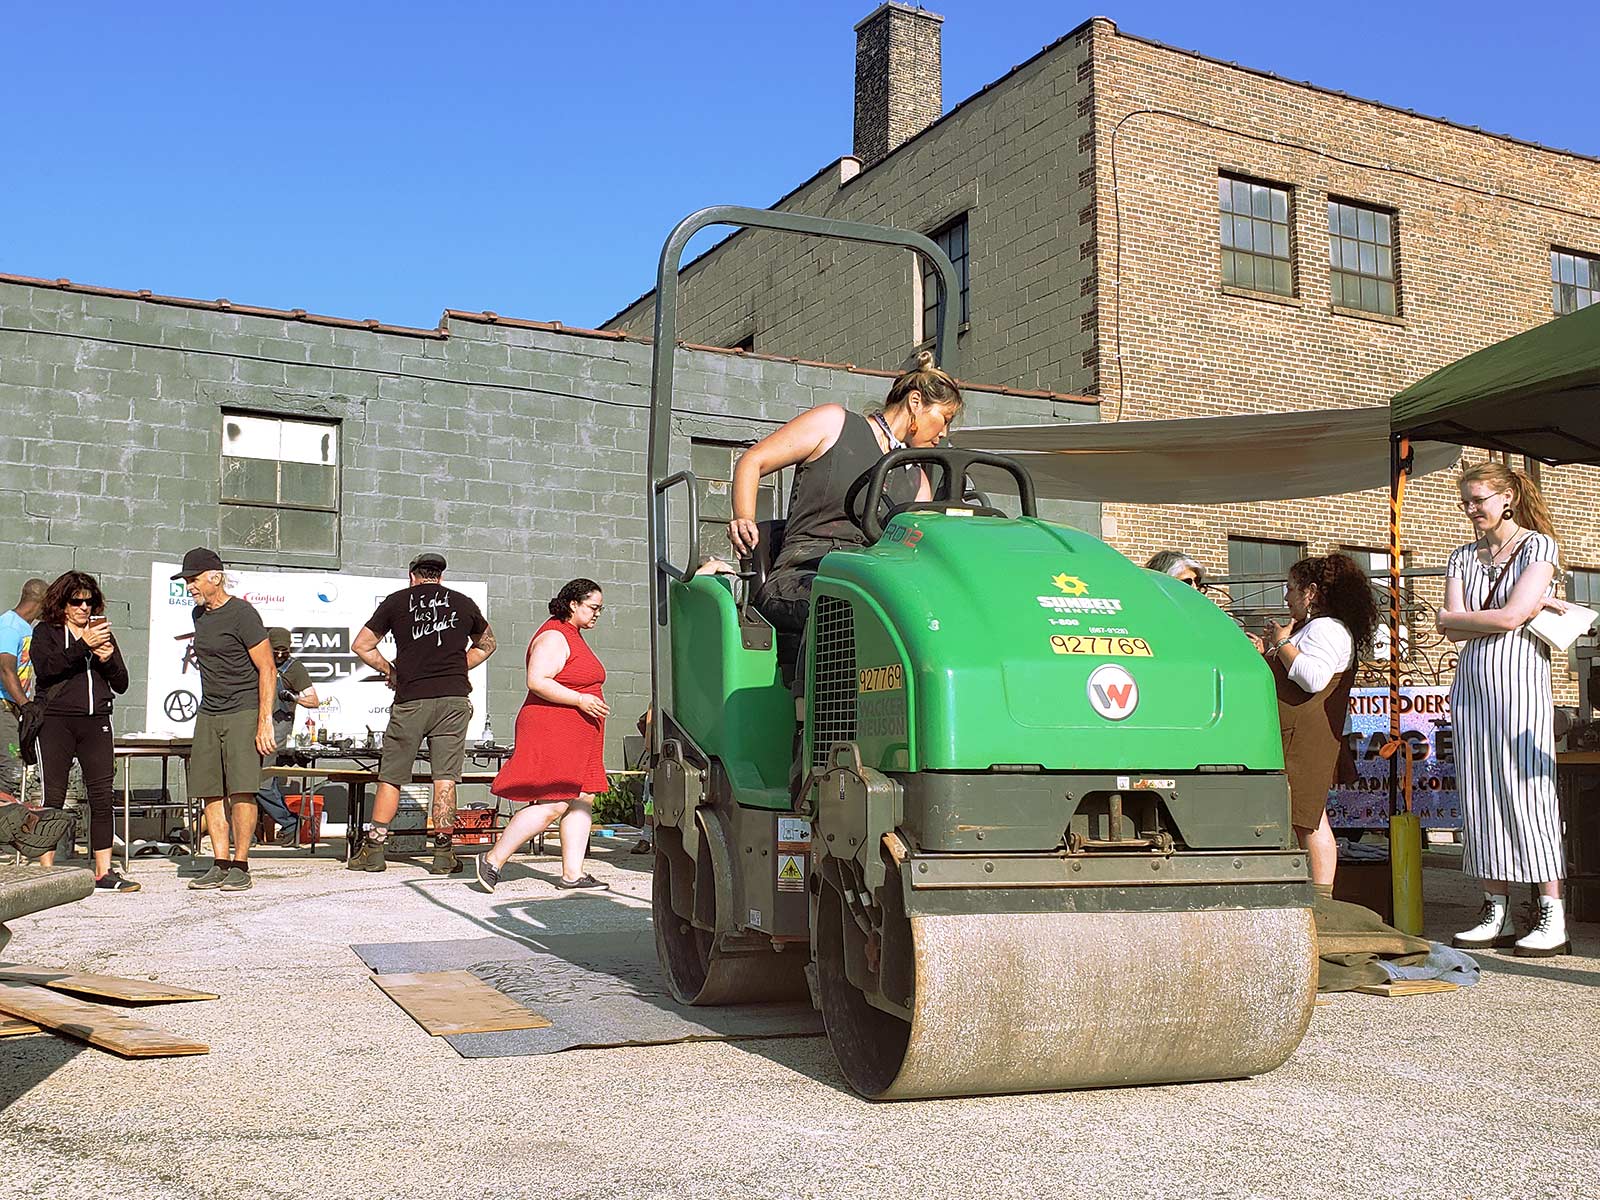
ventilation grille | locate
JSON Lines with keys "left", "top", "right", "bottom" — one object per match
{"left": 811, "top": 595, "right": 857, "bottom": 769}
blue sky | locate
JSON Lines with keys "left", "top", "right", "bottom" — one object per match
{"left": 6, "top": 1, "right": 1596, "bottom": 330}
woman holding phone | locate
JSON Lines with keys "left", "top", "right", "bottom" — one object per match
{"left": 30, "top": 571, "right": 133, "bottom": 891}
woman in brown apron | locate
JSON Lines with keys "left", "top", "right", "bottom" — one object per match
{"left": 1248, "top": 553, "right": 1378, "bottom": 890}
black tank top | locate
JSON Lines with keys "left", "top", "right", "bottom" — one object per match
{"left": 773, "top": 410, "right": 920, "bottom": 572}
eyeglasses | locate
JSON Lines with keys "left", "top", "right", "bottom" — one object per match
{"left": 578, "top": 601, "right": 604, "bottom": 614}
{"left": 1178, "top": 576, "right": 1200, "bottom": 589}
{"left": 1458, "top": 493, "right": 1504, "bottom": 512}
{"left": 66, "top": 596, "right": 94, "bottom": 607}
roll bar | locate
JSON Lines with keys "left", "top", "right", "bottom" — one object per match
{"left": 646, "top": 206, "right": 963, "bottom": 754}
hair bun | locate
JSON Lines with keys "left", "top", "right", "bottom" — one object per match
{"left": 915, "top": 349, "right": 936, "bottom": 370}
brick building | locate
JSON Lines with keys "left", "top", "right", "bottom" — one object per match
{"left": 607, "top": 7, "right": 1600, "bottom": 694}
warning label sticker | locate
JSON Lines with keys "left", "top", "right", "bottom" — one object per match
{"left": 776, "top": 854, "right": 805, "bottom": 892}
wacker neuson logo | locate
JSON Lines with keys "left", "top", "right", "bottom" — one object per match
{"left": 1087, "top": 663, "right": 1139, "bottom": 720}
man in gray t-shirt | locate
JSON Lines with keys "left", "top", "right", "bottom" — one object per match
{"left": 172, "top": 548, "right": 275, "bottom": 893}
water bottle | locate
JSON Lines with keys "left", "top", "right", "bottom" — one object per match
{"left": 481, "top": 716, "right": 496, "bottom": 748}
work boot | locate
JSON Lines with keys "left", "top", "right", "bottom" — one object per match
{"left": 346, "top": 841, "right": 386, "bottom": 872}
{"left": 1452, "top": 892, "right": 1516, "bottom": 949}
{"left": 428, "top": 845, "right": 463, "bottom": 875}
{"left": 1513, "top": 897, "right": 1570, "bottom": 958}
{"left": 188, "top": 863, "right": 229, "bottom": 890}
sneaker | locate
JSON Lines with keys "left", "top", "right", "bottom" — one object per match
{"left": 346, "top": 842, "right": 386, "bottom": 872}
{"left": 273, "top": 826, "right": 299, "bottom": 848}
{"left": 428, "top": 846, "right": 464, "bottom": 876}
{"left": 94, "top": 870, "right": 142, "bottom": 894}
{"left": 1451, "top": 893, "right": 1516, "bottom": 949}
{"left": 629, "top": 838, "right": 653, "bottom": 855}
{"left": 188, "top": 864, "right": 229, "bottom": 890}
{"left": 220, "top": 867, "right": 254, "bottom": 892}
{"left": 475, "top": 855, "right": 501, "bottom": 893}
{"left": 554, "top": 873, "right": 607, "bottom": 891}
{"left": 1513, "top": 898, "right": 1570, "bottom": 958}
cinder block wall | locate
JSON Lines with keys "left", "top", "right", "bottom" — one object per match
{"left": 0, "top": 279, "right": 1098, "bottom": 775}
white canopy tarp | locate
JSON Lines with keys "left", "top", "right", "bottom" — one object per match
{"left": 952, "top": 406, "right": 1460, "bottom": 504}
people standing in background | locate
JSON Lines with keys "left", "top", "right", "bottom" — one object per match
{"left": 1248, "top": 553, "right": 1377, "bottom": 895}
{"left": 1438, "top": 462, "right": 1570, "bottom": 957}
{"left": 254, "top": 628, "right": 319, "bottom": 847}
{"left": 30, "top": 572, "right": 134, "bottom": 892}
{"left": 0, "top": 578, "right": 46, "bottom": 802}
{"left": 176, "top": 548, "right": 276, "bottom": 894}
{"left": 349, "top": 552, "right": 496, "bottom": 875}
{"left": 1144, "top": 551, "right": 1207, "bottom": 590}
{"left": 476, "top": 579, "right": 609, "bottom": 893}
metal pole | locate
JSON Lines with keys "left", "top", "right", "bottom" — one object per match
{"left": 646, "top": 206, "right": 962, "bottom": 755}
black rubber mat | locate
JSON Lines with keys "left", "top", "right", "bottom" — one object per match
{"left": 351, "top": 928, "right": 822, "bottom": 1057}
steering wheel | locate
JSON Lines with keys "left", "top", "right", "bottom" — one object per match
{"left": 857, "top": 448, "right": 1038, "bottom": 542}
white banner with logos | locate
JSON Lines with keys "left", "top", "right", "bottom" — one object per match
{"left": 143, "top": 563, "right": 489, "bottom": 741}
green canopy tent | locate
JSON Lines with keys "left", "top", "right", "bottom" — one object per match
{"left": 1384, "top": 301, "right": 1600, "bottom": 933}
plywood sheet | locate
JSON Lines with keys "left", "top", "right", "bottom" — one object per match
{"left": 371, "top": 970, "right": 552, "bottom": 1036}
{"left": 0, "top": 964, "right": 218, "bottom": 1004}
{"left": 0, "top": 981, "right": 208, "bottom": 1057}
{"left": 1355, "top": 979, "right": 1460, "bottom": 997}
{"left": 0, "top": 1015, "right": 42, "bottom": 1038}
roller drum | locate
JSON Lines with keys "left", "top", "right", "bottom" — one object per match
{"left": 820, "top": 900, "right": 1317, "bottom": 1100}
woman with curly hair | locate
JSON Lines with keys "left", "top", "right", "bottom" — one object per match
{"left": 1438, "top": 462, "right": 1569, "bottom": 956}
{"left": 30, "top": 571, "right": 134, "bottom": 891}
{"left": 476, "top": 578, "right": 610, "bottom": 893}
{"left": 1249, "top": 553, "right": 1378, "bottom": 890}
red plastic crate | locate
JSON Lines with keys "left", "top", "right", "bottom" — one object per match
{"left": 285, "top": 794, "right": 324, "bottom": 845}
{"left": 452, "top": 807, "right": 496, "bottom": 847}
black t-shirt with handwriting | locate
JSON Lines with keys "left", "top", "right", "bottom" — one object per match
{"left": 364, "top": 584, "right": 487, "bottom": 704}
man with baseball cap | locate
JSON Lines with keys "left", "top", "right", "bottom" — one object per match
{"left": 350, "top": 552, "right": 496, "bottom": 874}
{"left": 173, "top": 548, "right": 276, "bottom": 893}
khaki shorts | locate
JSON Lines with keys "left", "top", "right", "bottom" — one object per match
{"left": 188, "top": 708, "right": 263, "bottom": 800}
{"left": 379, "top": 697, "right": 471, "bottom": 787}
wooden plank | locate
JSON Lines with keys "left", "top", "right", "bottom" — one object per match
{"left": 0, "top": 964, "right": 218, "bottom": 1003}
{"left": 1355, "top": 979, "right": 1461, "bottom": 997}
{"left": 0, "top": 1015, "right": 42, "bottom": 1038}
{"left": 371, "top": 970, "right": 552, "bottom": 1036}
{"left": 0, "top": 981, "right": 208, "bottom": 1057}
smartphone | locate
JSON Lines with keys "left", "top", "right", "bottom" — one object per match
{"left": 88, "top": 615, "right": 108, "bottom": 625}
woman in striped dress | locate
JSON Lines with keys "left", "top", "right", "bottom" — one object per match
{"left": 1438, "top": 463, "right": 1570, "bottom": 957}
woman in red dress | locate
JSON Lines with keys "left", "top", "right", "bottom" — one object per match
{"left": 476, "top": 579, "right": 610, "bottom": 892}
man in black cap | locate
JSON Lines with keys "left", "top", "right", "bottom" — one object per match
{"left": 254, "top": 627, "right": 320, "bottom": 847}
{"left": 350, "top": 552, "right": 496, "bottom": 874}
{"left": 173, "top": 548, "right": 276, "bottom": 893}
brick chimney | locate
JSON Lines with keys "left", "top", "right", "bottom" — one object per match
{"left": 853, "top": 3, "right": 944, "bottom": 168}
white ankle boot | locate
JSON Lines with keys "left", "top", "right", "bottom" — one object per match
{"left": 1452, "top": 892, "right": 1517, "bottom": 949}
{"left": 1513, "top": 897, "right": 1570, "bottom": 958}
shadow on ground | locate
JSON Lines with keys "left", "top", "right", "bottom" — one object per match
{"left": 0, "top": 1035, "right": 83, "bottom": 1113}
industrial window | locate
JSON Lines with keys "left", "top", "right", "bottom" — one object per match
{"left": 1219, "top": 176, "right": 1293, "bottom": 296}
{"left": 1567, "top": 567, "right": 1600, "bottom": 673}
{"left": 220, "top": 412, "right": 340, "bottom": 563}
{"left": 1552, "top": 249, "right": 1600, "bottom": 316}
{"left": 1226, "top": 536, "right": 1306, "bottom": 613}
{"left": 920, "top": 214, "right": 970, "bottom": 340}
{"left": 1328, "top": 200, "right": 1398, "bottom": 316}
{"left": 690, "top": 438, "right": 781, "bottom": 567}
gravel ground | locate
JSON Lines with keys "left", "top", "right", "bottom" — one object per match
{"left": 1, "top": 843, "right": 1595, "bottom": 1200}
